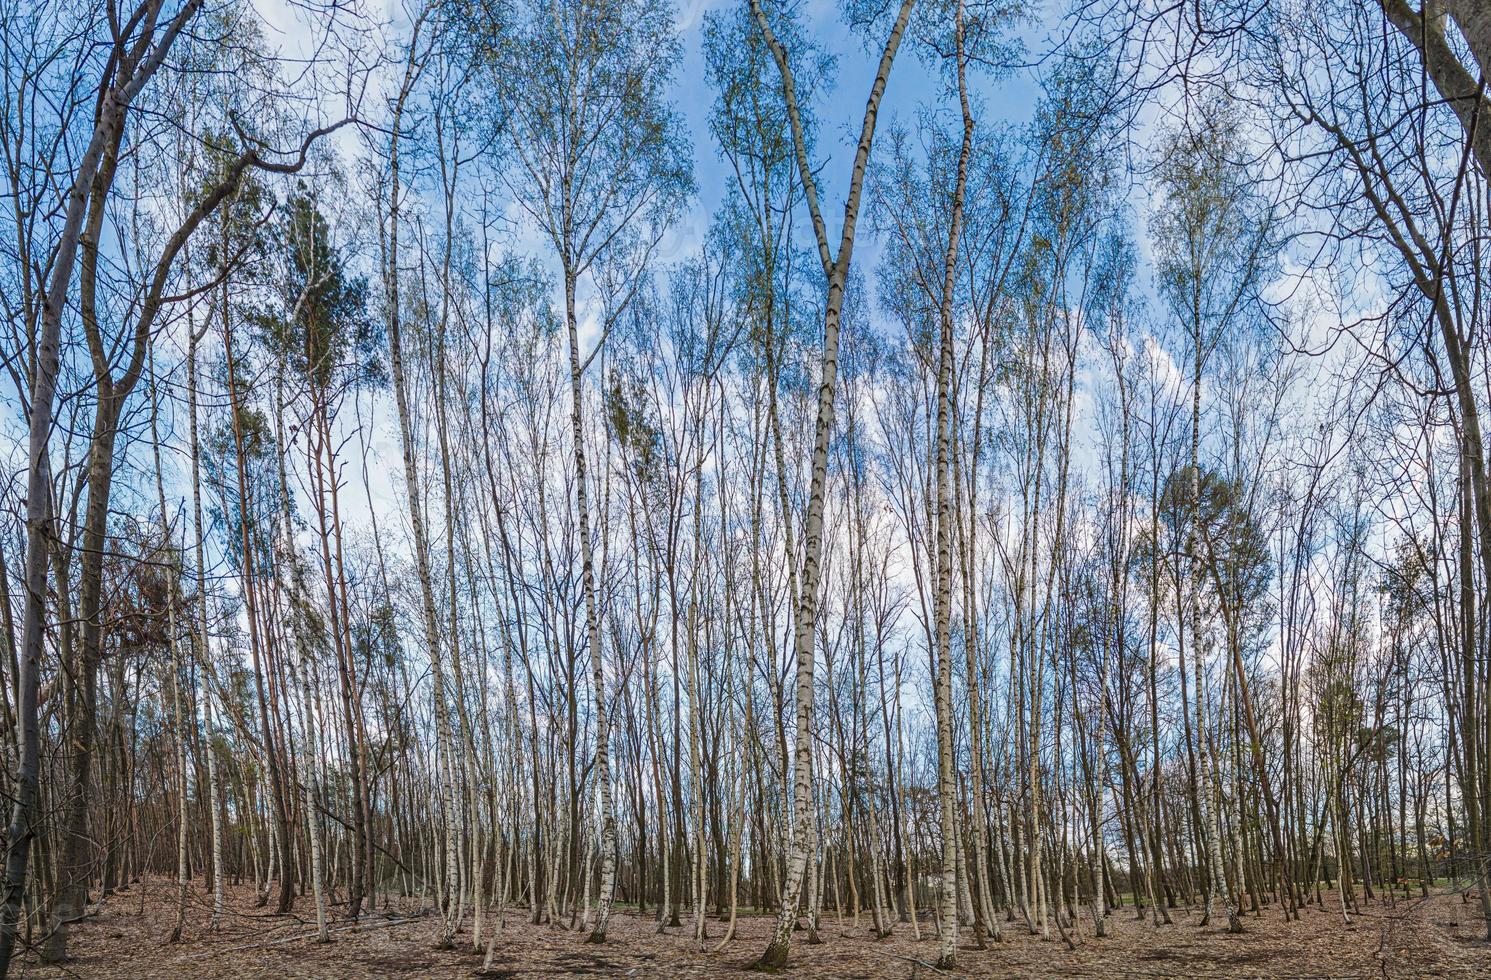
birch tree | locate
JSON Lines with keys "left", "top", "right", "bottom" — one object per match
{"left": 746, "top": 0, "right": 918, "bottom": 966}
{"left": 474, "top": 0, "right": 691, "bottom": 943}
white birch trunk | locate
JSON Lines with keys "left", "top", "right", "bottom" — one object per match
{"left": 747, "top": 0, "right": 917, "bottom": 965}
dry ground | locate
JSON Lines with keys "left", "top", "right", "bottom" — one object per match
{"left": 10, "top": 878, "right": 1488, "bottom": 978}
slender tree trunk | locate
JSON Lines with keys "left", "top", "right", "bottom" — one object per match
{"left": 748, "top": 0, "right": 916, "bottom": 965}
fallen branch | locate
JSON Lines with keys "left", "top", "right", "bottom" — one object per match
{"left": 866, "top": 948, "right": 961, "bottom": 977}
{"left": 183, "top": 909, "right": 429, "bottom": 959}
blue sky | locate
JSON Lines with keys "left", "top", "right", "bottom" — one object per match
{"left": 248, "top": 0, "right": 1066, "bottom": 317}
{"left": 663, "top": 0, "right": 1054, "bottom": 270}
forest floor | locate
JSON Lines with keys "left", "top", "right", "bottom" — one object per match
{"left": 11, "top": 878, "right": 1489, "bottom": 979}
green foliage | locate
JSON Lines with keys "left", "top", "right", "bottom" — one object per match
{"left": 1156, "top": 464, "right": 1273, "bottom": 645}
{"left": 704, "top": 6, "right": 825, "bottom": 385}
{"left": 201, "top": 351, "right": 283, "bottom": 575}
{"left": 482, "top": 0, "right": 694, "bottom": 267}
{"left": 704, "top": 5, "right": 829, "bottom": 183}
{"left": 253, "top": 183, "right": 380, "bottom": 396}
{"left": 1314, "top": 677, "right": 1363, "bottom": 743}
{"left": 1150, "top": 96, "right": 1278, "bottom": 353}
{"left": 907, "top": 0, "right": 1026, "bottom": 77}
{"left": 605, "top": 367, "right": 663, "bottom": 485}
{"left": 191, "top": 130, "right": 275, "bottom": 280}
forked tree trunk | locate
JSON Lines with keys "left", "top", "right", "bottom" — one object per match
{"left": 747, "top": 0, "right": 916, "bottom": 966}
